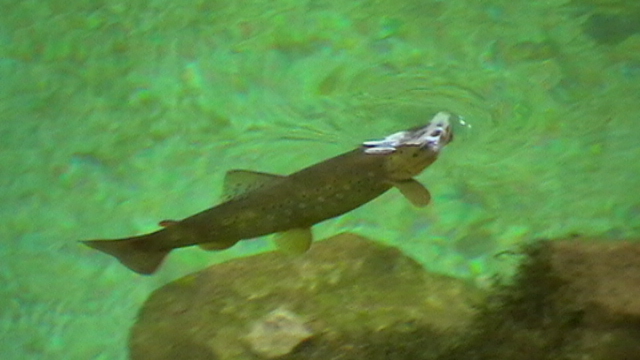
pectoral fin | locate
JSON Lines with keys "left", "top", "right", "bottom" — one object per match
{"left": 393, "top": 179, "right": 431, "bottom": 207}
{"left": 273, "top": 228, "right": 313, "bottom": 255}
{"left": 222, "top": 170, "right": 285, "bottom": 201}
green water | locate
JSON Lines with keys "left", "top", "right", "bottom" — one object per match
{"left": 1, "top": 0, "right": 639, "bottom": 358}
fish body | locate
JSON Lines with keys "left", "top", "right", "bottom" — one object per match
{"left": 82, "top": 112, "right": 455, "bottom": 274}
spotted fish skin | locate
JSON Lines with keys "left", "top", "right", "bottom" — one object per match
{"left": 81, "top": 112, "right": 455, "bottom": 274}
{"left": 180, "top": 149, "right": 392, "bottom": 241}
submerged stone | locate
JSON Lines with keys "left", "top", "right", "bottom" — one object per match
{"left": 129, "top": 233, "right": 481, "bottom": 360}
{"left": 245, "top": 307, "right": 312, "bottom": 358}
{"left": 440, "top": 237, "right": 640, "bottom": 360}
{"left": 583, "top": 13, "right": 640, "bottom": 45}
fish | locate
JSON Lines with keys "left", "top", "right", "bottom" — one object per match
{"left": 81, "top": 111, "right": 455, "bottom": 275}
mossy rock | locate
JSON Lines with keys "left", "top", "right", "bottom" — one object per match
{"left": 129, "top": 233, "right": 481, "bottom": 360}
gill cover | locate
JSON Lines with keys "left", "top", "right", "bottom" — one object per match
{"left": 363, "top": 111, "right": 454, "bottom": 155}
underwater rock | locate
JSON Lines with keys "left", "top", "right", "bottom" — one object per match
{"left": 438, "top": 237, "right": 640, "bottom": 360}
{"left": 245, "top": 307, "right": 313, "bottom": 358}
{"left": 583, "top": 12, "right": 640, "bottom": 45}
{"left": 549, "top": 239, "right": 640, "bottom": 321}
{"left": 129, "top": 233, "right": 481, "bottom": 360}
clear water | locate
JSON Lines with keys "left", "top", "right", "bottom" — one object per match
{"left": 1, "top": 0, "right": 639, "bottom": 358}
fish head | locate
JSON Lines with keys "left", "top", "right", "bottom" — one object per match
{"left": 362, "top": 111, "right": 455, "bottom": 180}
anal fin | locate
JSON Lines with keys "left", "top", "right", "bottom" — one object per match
{"left": 159, "top": 219, "right": 179, "bottom": 228}
{"left": 393, "top": 179, "right": 432, "bottom": 207}
{"left": 273, "top": 228, "right": 313, "bottom": 255}
{"left": 198, "top": 239, "right": 239, "bottom": 251}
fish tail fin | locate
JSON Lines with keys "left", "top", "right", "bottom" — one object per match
{"left": 81, "top": 234, "right": 169, "bottom": 275}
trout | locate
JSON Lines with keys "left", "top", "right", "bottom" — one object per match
{"left": 82, "top": 111, "right": 455, "bottom": 274}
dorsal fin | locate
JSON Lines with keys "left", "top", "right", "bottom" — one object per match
{"left": 222, "top": 170, "right": 285, "bottom": 201}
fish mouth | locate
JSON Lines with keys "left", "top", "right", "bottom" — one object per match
{"left": 363, "top": 111, "right": 455, "bottom": 155}
{"left": 419, "top": 111, "right": 454, "bottom": 152}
